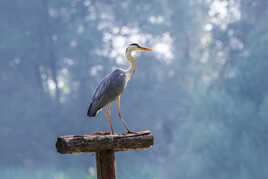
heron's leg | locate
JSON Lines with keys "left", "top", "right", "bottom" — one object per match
{"left": 116, "top": 96, "right": 137, "bottom": 134}
{"left": 106, "top": 103, "right": 114, "bottom": 134}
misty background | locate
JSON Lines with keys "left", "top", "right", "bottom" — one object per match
{"left": 1, "top": 0, "right": 268, "bottom": 178}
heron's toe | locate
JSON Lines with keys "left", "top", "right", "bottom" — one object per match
{"left": 127, "top": 130, "right": 138, "bottom": 134}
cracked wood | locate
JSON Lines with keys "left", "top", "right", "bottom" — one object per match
{"left": 56, "top": 130, "right": 154, "bottom": 154}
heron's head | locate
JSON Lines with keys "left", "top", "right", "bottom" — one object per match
{"left": 126, "top": 43, "right": 152, "bottom": 54}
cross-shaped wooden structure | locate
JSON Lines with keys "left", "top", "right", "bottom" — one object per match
{"left": 56, "top": 130, "right": 154, "bottom": 179}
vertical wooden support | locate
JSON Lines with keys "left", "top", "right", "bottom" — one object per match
{"left": 96, "top": 150, "right": 116, "bottom": 179}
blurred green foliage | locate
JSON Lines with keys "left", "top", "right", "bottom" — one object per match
{"left": 1, "top": 0, "right": 268, "bottom": 178}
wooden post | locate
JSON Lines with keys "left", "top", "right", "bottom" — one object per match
{"left": 96, "top": 150, "right": 116, "bottom": 179}
{"left": 56, "top": 130, "right": 154, "bottom": 179}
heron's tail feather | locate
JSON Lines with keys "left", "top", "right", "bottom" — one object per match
{"left": 87, "top": 103, "right": 97, "bottom": 117}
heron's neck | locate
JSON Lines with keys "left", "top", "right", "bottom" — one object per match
{"left": 125, "top": 50, "right": 136, "bottom": 81}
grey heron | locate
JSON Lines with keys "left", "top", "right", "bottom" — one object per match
{"left": 87, "top": 43, "right": 152, "bottom": 134}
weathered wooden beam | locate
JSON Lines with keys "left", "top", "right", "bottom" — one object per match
{"left": 56, "top": 130, "right": 154, "bottom": 179}
{"left": 56, "top": 130, "right": 153, "bottom": 154}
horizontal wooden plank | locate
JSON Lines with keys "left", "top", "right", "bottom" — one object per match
{"left": 56, "top": 130, "right": 154, "bottom": 154}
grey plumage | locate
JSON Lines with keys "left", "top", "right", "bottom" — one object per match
{"left": 86, "top": 43, "right": 152, "bottom": 134}
{"left": 87, "top": 69, "right": 127, "bottom": 117}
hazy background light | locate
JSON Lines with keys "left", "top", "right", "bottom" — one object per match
{"left": 2, "top": 0, "right": 267, "bottom": 179}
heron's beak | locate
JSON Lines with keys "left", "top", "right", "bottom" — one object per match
{"left": 140, "top": 47, "right": 152, "bottom": 51}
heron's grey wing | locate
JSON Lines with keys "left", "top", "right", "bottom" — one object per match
{"left": 88, "top": 69, "right": 127, "bottom": 116}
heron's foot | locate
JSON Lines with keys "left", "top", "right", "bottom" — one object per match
{"left": 127, "top": 130, "right": 138, "bottom": 134}
{"left": 93, "top": 131, "right": 110, "bottom": 135}
{"left": 110, "top": 130, "right": 116, "bottom": 135}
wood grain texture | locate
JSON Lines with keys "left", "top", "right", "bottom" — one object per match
{"left": 56, "top": 130, "right": 153, "bottom": 154}
{"left": 96, "top": 150, "right": 116, "bottom": 179}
